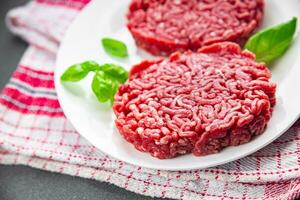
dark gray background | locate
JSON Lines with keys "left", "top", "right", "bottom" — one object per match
{"left": 0, "top": 1, "right": 162, "bottom": 200}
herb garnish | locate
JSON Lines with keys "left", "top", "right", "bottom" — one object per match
{"left": 61, "top": 61, "right": 128, "bottom": 104}
{"left": 102, "top": 38, "right": 128, "bottom": 58}
{"left": 245, "top": 17, "right": 297, "bottom": 64}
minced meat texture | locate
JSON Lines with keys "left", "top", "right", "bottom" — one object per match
{"left": 113, "top": 42, "right": 276, "bottom": 159}
{"left": 127, "top": 0, "right": 264, "bottom": 56}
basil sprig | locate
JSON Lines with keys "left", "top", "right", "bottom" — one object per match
{"left": 61, "top": 61, "right": 128, "bottom": 104}
{"left": 102, "top": 38, "right": 128, "bottom": 58}
{"left": 245, "top": 17, "right": 297, "bottom": 64}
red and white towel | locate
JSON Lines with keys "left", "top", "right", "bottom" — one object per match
{"left": 1, "top": 1, "right": 300, "bottom": 199}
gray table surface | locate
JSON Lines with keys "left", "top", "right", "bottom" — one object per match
{"left": 0, "top": 1, "right": 163, "bottom": 200}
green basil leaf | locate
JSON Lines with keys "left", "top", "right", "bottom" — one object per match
{"left": 100, "top": 64, "right": 128, "bottom": 84}
{"left": 102, "top": 38, "right": 128, "bottom": 58}
{"left": 81, "top": 61, "right": 101, "bottom": 71}
{"left": 61, "top": 64, "right": 89, "bottom": 82}
{"left": 245, "top": 17, "right": 297, "bottom": 64}
{"left": 61, "top": 61, "right": 100, "bottom": 82}
{"left": 91, "top": 71, "right": 118, "bottom": 103}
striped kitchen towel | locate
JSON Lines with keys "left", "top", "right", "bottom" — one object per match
{"left": 1, "top": 0, "right": 300, "bottom": 199}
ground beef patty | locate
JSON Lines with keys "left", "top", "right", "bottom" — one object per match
{"left": 113, "top": 42, "right": 276, "bottom": 159}
{"left": 127, "top": 0, "right": 264, "bottom": 56}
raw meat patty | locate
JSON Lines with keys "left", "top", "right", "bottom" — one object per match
{"left": 127, "top": 0, "right": 264, "bottom": 56}
{"left": 113, "top": 42, "right": 276, "bottom": 159}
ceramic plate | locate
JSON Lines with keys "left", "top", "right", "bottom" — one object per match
{"left": 55, "top": 0, "right": 300, "bottom": 170}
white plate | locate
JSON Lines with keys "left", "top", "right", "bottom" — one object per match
{"left": 55, "top": 0, "right": 300, "bottom": 170}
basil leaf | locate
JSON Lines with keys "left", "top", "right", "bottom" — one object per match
{"left": 81, "top": 61, "right": 101, "bottom": 71}
{"left": 61, "top": 64, "right": 89, "bottom": 82}
{"left": 92, "top": 64, "right": 128, "bottom": 104}
{"left": 100, "top": 64, "right": 129, "bottom": 84}
{"left": 102, "top": 38, "right": 128, "bottom": 58}
{"left": 61, "top": 61, "right": 100, "bottom": 82}
{"left": 245, "top": 17, "right": 297, "bottom": 64}
{"left": 91, "top": 71, "right": 118, "bottom": 103}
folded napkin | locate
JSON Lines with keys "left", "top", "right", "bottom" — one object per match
{"left": 1, "top": 0, "right": 300, "bottom": 199}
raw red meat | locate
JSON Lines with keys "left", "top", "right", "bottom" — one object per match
{"left": 113, "top": 42, "right": 276, "bottom": 159}
{"left": 127, "top": 0, "right": 264, "bottom": 56}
